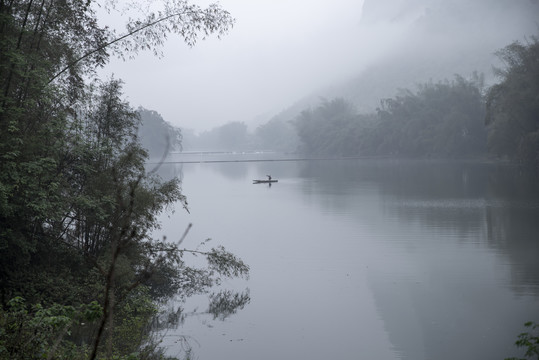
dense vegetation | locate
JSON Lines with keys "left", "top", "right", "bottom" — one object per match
{"left": 0, "top": 1, "right": 249, "bottom": 359}
{"left": 183, "top": 35, "right": 538, "bottom": 169}
{"left": 190, "top": 121, "right": 249, "bottom": 151}
{"left": 294, "top": 75, "right": 487, "bottom": 158}
{"left": 182, "top": 118, "right": 298, "bottom": 153}
{"left": 0, "top": 0, "right": 537, "bottom": 357}
{"left": 253, "top": 117, "right": 298, "bottom": 153}
{"left": 138, "top": 108, "right": 182, "bottom": 159}
{"left": 292, "top": 37, "right": 538, "bottom": 169}
{"left": 486, "top": 35, "right": 539, "bottom": 171}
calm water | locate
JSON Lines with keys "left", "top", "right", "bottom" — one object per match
{"left": 153, "top": 154, "right": 539, "bottom": 360}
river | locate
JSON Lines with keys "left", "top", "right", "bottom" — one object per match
{"left": 152, "top": 153, "right": 539, "bottom": 360}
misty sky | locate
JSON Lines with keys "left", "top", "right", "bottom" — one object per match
{"left": 99, "top": 0, "right": 368, "bottom": 133}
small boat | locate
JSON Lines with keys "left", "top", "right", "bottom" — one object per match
{"left": 253, "top": 179, "right": 278, "bottom": 184}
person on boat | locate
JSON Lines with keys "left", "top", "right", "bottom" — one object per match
{"left": 266, "top": 175, "right": 272, "bottom": 181}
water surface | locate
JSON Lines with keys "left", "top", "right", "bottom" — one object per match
{"left": 154, "top": 155, "right": 539, "bottom": 360}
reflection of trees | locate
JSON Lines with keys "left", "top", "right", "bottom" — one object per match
{"left": 153, "top": 289, "right": 250, "bottom": 330}
{"left": 374, "top": 160, "right": 491, "bottom": 239}
{"left": 366, "top": 160, "right": 490, "bottom": 200}
{"left": 486, "top": 205, "right": 539, "bottom": 293}
{"left": 299, "top": 159, "right": 539, "bottom": 360}
{"left": 208, "top": 289, "right": 251, "bottom": 320}
{"left": 298, "top": 159, "right": 539, "bottom": 289}
{"left": 485, "top": 167, "right": 539, "bottom": 293}
{"left": 375, "top": 162, "right": 539, "bottom": 291}
{"left": 298, "top": 159, "right": 490, "bottom": 220}
{"left": 150, "top": 288, "right": 250, "bottom": 358}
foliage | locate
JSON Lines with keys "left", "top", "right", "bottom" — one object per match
{"left": 0, "top": 297, "right": 102, "bottom": 359}
{"left": 293, "top": 76, "right": 487, "bottom": 158}
{"left": 48, "top": 0, "right": 235, "bottom": 82}
{"left": 139, "top": 239, "right": 250, "bottom": 300}
{"left": 193, "top": 121, "right": 249, "bottom": 151}
{"left": 505, "top": 321, "right": 539, "bottom": 360}
{"left": 295, "top": 75, "right": 486, "bottom": 157}
{"left": 0, "top": 73, "right": 250, "bottom": 359}
{"left": 138, "top": 108, "right": 182, "bottom": 159}
{"left": 182, "top": 118, "right": 299, "bottom": 153}
{"left": 294, "top": 98, "right": 364, "bottom": 156}
{"left": 0, "top": 0, "right": 247, "bottom": 359}
{"left": 254, "top": 117, "right": 299, "bottom": 152}
{"left": 485, "top": 35, "right": 539, "bottom": 171}
{"left": 373, "top": 74, "right": 487, "bottom": 157}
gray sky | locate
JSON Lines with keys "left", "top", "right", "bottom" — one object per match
{"left": 99, "top": 0, "right": 367, "bottom": 133}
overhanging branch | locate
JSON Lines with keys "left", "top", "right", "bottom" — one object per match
{"left": 47, "top": 11, "right": 187, "bottom": 84}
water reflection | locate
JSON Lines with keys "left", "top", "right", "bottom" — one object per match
{"left": 154, "top": 289, "right": 250, "bottom": 331}
{"left": 157, "top": 157, "right": 539, "bottom": 360}
{"left": 298, "top": 159, "right": 539, "bottom": 287}
{"left": 208, "top": 289, "right": 251, "bottom": 320}
{"left": 297, "top": 159, "right": 539, "bottom": 360}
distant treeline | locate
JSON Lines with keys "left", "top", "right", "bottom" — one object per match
{"left": 176, "top": 75, "right": 486, "bottom": 157}
{"left": 170, "top": 35, "right": 539, "bottom": 171}
{"left": 138, "top": 107, "right": 182, "bottom": 158}
{"left": 294, "top": 74, "right": 487, "bottom": 158}
{"left": 146, "top": 35, "right": 538, "bottom": 170}
{"left": 181, "top": 118, "right": 299, "bottom": 153}
{"left": 292, "top": 35, "right": 538, "bottom": 170}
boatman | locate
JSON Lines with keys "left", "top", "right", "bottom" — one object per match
{"left": 266, "top": 175, "right": 272, "bottom": 181}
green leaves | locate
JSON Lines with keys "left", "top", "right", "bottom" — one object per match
{"left": 0, "top": 2, "right": 247, "bottom": 359}
{"left": 485, "top": 35, "right": 539, "bottom": 171}
{"left": 0, "top": 297, "right": 104, "bottom": 359}
{"left": 505, "top": 321, "right": 539, "bottom": 360}
{"left": 206, "top": 245, "right": 250, "bottom": 280}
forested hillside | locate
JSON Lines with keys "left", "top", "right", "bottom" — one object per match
{"left": 337, "top": 0, "right": 539, "bottom": 112}
{"left": 265, "top": 0, "right": 538, "bottom": 125}
{"left": 291, "top": 34, "right": 539, "bottom": 170}
{"left": 294, "top": 75, "right": 486, "bottom": 158}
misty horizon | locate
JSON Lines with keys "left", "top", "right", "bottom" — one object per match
{"left": 98, "top": 0, "right": 538, "bottom": 135}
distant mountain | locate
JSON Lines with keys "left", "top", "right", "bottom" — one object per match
{"left": 270, "top": 0, "right": 539, "bottom": 121}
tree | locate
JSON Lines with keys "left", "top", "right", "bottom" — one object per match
{"left": 0, "top": 0, "right": 234, "bottom": 288}
{"left": 292, "top": 79, "right": 487, "bottom": 159}
{"left": 505, "top": 321, "right": 539, "bottom": 360}
{"left": 0, "top": 1, "right": 248, "bottom": 358}
{"left": 194, "top": 121, "right": 249, "bottom": 151}
{"left": 294, "top": 98, "right": 359, "bottom": 156}
{"left": 217, "top": 121, "right": 249, "bottom": 150}
{"left": 254, "top": 117, "right": 299, "bottom": 152}
{"left": 374, "top": 76, "right": 487, "bottom": 157}
{"left": 485, "top": 35, "right": 539, "bottom": 170}
{"left": 138, "top": 107, "right": 182, "bottom": 159}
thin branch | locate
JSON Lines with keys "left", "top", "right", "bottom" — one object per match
{"left": 48, "top": 10, "right": 193, "bottom": 84}
{"left": 178, "top": 223, "right": 192, "bottom": 245}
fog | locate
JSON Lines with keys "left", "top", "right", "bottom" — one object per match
{"left": 99, "top": 0, "right": 538, "bottom": 133}
{"left": 99, "top": 0, "right": 366, "bottom": 133}
{"left": 4, "top": 1, "right": 539, "bottom": 359}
